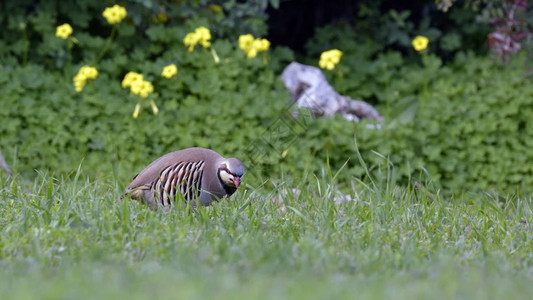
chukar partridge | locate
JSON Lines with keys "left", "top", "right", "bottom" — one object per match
{"left": 123, "top": 147, "right": 244, "bottom": 209}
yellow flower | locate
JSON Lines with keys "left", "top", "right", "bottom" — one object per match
{"left": 102, "top": 5, "right": 127, "bottom": 25}
{"left": 252, "top": 39, "right": 263, "bottom": 52}
{"left": 195, "top": 26, "right": 211, "bottom": 48}
{"left": 183, "top": 26, "right": 211, "bottom": 51}
{"left": 79, "top": 66, "right": 98, "bottom": 79}
{"left": 73, "top": 73, "right": 86, "bottom": 82}
{"left": 122, "top": 72, "right": 143, "bottom": 88}
{"left": 72, "top": 65, "right": 98, "bottom": 92}
{"left": 133, "top": 103, "right": 141, "bottom": 119}
{"left": 184, "top": 32, "right": 200, "bottom": 52}
{"left": 239, "top": 34, "right": 270, "bottom": 59}
{"left": 73, "top": 75, "right": 85, "bottom": 92}
{"left": 319, "top": 49, "right": 343, "bottom": 70}
{"left": 412, "top": 35, "right": 429, "bottom": 52}
{"left": 239, "top": 34, "right": 254, "bottom": 52}
{"left": 246, "top": 47, "right": 258, "bottom": 58}
{"left": 56, "top": 23, "right": 73, "bottom": 39}
{"left": 256, "top": 38, "right": 270, "bottom": 52}
{"left": 161, "top": 64, "right": 178, "bottom": 79}
{"left": 131, "top": 80, "right": 154, "bottom": 98}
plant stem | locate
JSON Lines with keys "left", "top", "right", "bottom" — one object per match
{"left": 382, "top": 63, "right": 391, "bottom": 121}
{"left": 422, "top": 78, "right": 428, "bottom": 110}
{"left": 243, "top": 58, "right": 249, "bottom": 93}
{"left": 336, "top": 66, "right": 345, "bottom": 92}
{"left": 65, "top": 39, "right": 73, "bottom": 83}
{"left": 95, "top": 25, "right": 117, "bottom": 64}
{"left": 175, "top": 78, "right": 184, "bottom": 101}
{"left": 421, "top": 52, "right": 429, "bottom": 110}
{"left": 21, "top": 27, "right": 28, "bottom": 66}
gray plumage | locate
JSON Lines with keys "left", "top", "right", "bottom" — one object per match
{"left": 123, "top": 147, "right": 244, "bottom": 209}
{"left": 0, "top": 151, "right": 13, "bottom": 176}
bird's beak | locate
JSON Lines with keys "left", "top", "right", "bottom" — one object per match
{"left": 232, "top": 176, "right": 241, "bottom": 188}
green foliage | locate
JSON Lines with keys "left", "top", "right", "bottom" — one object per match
{"left": 1, "top": 1, "right": 532, "bottom": 194}
{"left": 0, "top": 0, "right": 288, "bottom": 185}
{"left": 345, "top": 2, "right": 492, "bottom": 59}
{"left": 298, "top": 24, "right": 533, "bottom": 193}
{"left": 1, "top": 174, "right": 533, "bottom": 298}
{"left": 0, "top": 44, "right": 293, "bottom": 182}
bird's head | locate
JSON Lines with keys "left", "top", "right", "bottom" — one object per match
{"left": 217, "top": 158, "right": 244, "bottom": 189}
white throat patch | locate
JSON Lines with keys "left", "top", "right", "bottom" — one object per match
{"left": 219, "top": 169, "right": 235, "bottom": 187}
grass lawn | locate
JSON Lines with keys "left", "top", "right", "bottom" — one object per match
{"left": 1, "top": 171, "right": 532, "bottom": 299}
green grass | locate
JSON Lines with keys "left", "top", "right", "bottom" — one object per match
{"left": 1, "top": 170, "right": 533, "bottom": 299}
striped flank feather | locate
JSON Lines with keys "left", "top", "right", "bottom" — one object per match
{"left": 153, "top": 160, "right": 205, "bottom": 206}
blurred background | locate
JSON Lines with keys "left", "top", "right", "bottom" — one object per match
{"left": 1, "top": 0, "right": 532, "bottom": 193}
